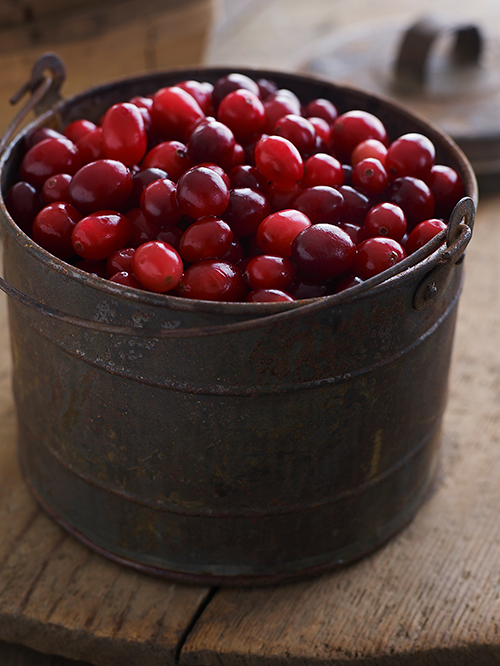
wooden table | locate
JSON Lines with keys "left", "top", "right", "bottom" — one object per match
{"left": 1, "top": 1, "right": 500, "bottom": 664}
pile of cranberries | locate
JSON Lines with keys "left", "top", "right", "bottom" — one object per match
{"left": 5, "top": 72, "right": 465, "bottom": 303}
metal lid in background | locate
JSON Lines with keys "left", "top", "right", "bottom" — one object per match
{"left": 303, "top": 15, "right": 500, "bottom": 192}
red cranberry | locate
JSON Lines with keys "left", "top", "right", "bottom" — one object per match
{"left": 223, "top": 187, "right": 271, "bottom": 237}
{"left": 176, "top": 166, "right": 230, "bottom": 219}
{"left": 68, "top": 159, "right": 133, "bottom": 214}
{"left": 178, "top": 259, "right": 248, "bottom": 301}
{"left": 291, "top": 223, "right": 356, "bottom": 279}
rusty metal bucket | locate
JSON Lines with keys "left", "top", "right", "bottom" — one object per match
{"left": 0, "top": 56, "right": 477, "bottom": 585}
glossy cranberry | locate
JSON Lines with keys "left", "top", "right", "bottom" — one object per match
{"left": 140, "top": 178, "right": 182, "bottom": 227}
{"left": 218, "top": 89, "right": 265, "bottom": 142}
{"left": 385, "top": 133, "right": 435, "bottom": 180}
{"left": 128, "top": 95, "right": 154, "bottom": 111}
{"left": 223, "top": 187, "right": 270, "bottom": 237}
{"left": 77, "top": 128, "right": 105, "bottom": 164}
{"left": 308, "top": 117, "right": 331, "bottom": 146}
{"left": 106, "top": 247, "right": 136, "bottom": 276}
{"left": 228, "top": 164, "right": 267, "bottom": 191}
{"left": 244, "top": 254, "right": 296, "bottom": 290}
{"left": 288, "top": 275, "right": 330, "bottom": 299}
{"left": 254, "top": 135, "right": 303, "bottom": 190}
{"left": 257, "top": 209, "right": 311, "bottom": 257}
{"left": 177, "top": 166, "right": 230, "bottom": 219}
{"left": 385, "top": 176, "right": 435, "bottom": 230}
{"left": 405, "top": 218, "right": 447, "bottom": 255}
{"left": 176, "top": 80, "right": 214, "bottom": 114}
{"left": 364, "top": 202, "right": 407, "bottom": 241}
{"left": 246, "top": 288, "right": 294, "bottom": 302}
{"left": 426, "top": 165, "right": 464, "bottom": 217}
{"left": 223, "top": 141, "right": 246, "bottom": 172}
{"left": 257, "top": 78, "right": 278, "bottom": 101}
{"left": 352, "top": 157, "right": 388, "bottom": 196}
{"left": 331, "top": 110, "right": 388, "bottom": 161}
{"left": 64, "top": 119, "right": 97, "bottom": 144}
{"left": 178, "top": 259, "right": 247, "bottom": 301}
{"left": 142, "top": 141, "right": 192, "bottom": 181}
{"left": 304, "top": 98, "right": 338, "bottom": 124}
{"left": 302, "top": 153, "right": 343, "bottom": 188}
{"left": 32, "top": 202, "right": 82, "bottom": 259}
{"left": 20, "top": 137, "right": 81, "bottom": 188}
{"left": 338, "top": 185, "right": 371, "bottom": 223}
{"left": 263, "top": 92, "right": 302, "bottom": 133}
{"left": 72, "top": 211, "right": 132, "bottom": 260}
{"left": 156, "top": 224, "right": 184, "bottom": 251}
{"left": 102, "top": 102, "right": 147, "bottom": 166}
{"left": 179, "top": 216, "right": 233, "bottom": 263}
{"left": 351, "top": 138, "right": 388, "bottom": 166}
{"left": 108, "top": 271, "right": 142, "bottom": 288}
{"left": 291, "top": 223, "right": 355, "bottom": 279}
{"left": 129, "top": 167, "right": 170, "bottom": 206}
{"left": 212, "top": 73, "right": 260, "bottom": 108}
{"left": 273, "top": 114, "right": 316, "bottom": 157}
{"left": 41, "top": 173, "right": 72, "bottom": 204}
{"left": 151, "top": 86, "right": 205, "bottom": 141}
{"left": 188, "top": 118, "right": 235, "bottom": 166}
{"left": 69, "top": 159, "right": 133, "bottom": 214}
{"left": 132, "top": 240, "right": 183, "bottom": 293}
{"left": 24, "top": 126, "right": 66, "bottom": 150}
{"left": 353, "top": 237, "right": 407, "bottom": 279}
{"left": 221, "top": 239, "right": 245, "bottom": 264}
{"left": 5, "top": 181, "right": 42, "bottom": 232}
{"left": 291, "top": 186, "right": 344, "bottom": 225}
{"left": 338, "top": 221, "right": 368, "bottom": 245}
{"left": 126, "top": 208, "right": 160, "bottom": 247}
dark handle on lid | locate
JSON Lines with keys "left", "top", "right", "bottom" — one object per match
{"left": 394, "top": 16, "right": 482, "bottom": 92}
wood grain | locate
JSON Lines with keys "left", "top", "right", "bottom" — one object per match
{"left": 172, "top": 197, "right": 500, "bottom": 665}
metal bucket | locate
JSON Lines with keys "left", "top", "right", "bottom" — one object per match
{"left": 0, "top": 57, "right": 477, "bottom": 585}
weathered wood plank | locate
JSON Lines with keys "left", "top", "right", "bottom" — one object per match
{"left": 178, "top": 201, "right": 500, "bottom": 664}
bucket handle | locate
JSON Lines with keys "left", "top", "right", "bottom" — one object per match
{"left": 0, "top": 54, "right": 475, "bottom": 338}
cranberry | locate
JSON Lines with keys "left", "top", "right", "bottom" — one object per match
{"left": 156, "top": 224, "right": 184, "bottom": 251}
{"left": 74, "top": 259, "right": 107, "bottom": 278}
{"left": 244, "top": 254, "right": 296, "bottom": 291}
{"left": 385, "top": 133, "right": 435, "bottom": 180}
{"left": 257, "top": 209, "right": 311, "bottom": 257}
{"left": 106, "top": 247, "right": 136, "bottom": 276}
{"left": 132, "top": 240, "right": 183, "bottom": 293}
{"left": 217, "top": 89, "right": 265, "bottom": 142}
{"left": 246, "top": 288, "right": 294, "bottom": 303}
{"left": 72, "top": 211, "right": 132, "bottom": 260}
{"left": 273, "top": 114, "right": 316, "bottom": 157}
{"left": 264, "top": 182, "right": 301, "bottom": 212}
{"left": 64, "top": 119, "right": 97, "bottom": 144}
{"left": 130, "top": 167, "right": 170, "bottom": 207}
{"left": 20, "top": 137, "right": 82, "bottom": 188}
{"left": 142, "top": 141, "right": 192, "bottom": 181}
{"left": 177, "top": 259, "right": 248, "bottom": 301}
{"left": 331, "top": 110, "right": 388, "bottom": 161}
{"left": 24, "top": 126, "right": 66, "bottom": 150}
{"left": 254, "top": 135, "right": 303, "bottom": 190}
{"left": 228, "top": 164, "right": 267, "bottom": 191}
{"left": 41, "top": 173, "right": 72, "bottom": 204}
{"left": 352, "top": 158, "right": 388, "bottom": 196}
{"left": 302, "top": 153, "right": 343, "bottom": 188}
{"left": 257, "top": 78, "right": 278, "bottom": 101}
{"left": 77, "top": 128, "right": 105, "bottom": 164}
{"left": 32, "top": 202, "right": 82, "bottom": 259}
{"left": 128, "top": 95, "right": 154, "bottom": 112}
{"left": 176, "top": 80, "right": 214, "bottom": 114}
{"left": 291, "top": 186, "right": 344, "bottom": 225}
{"left": 223, "top": 187, "right": 270, "bottom": 237}
{"left": 126, "top": 208, "right": 160, "bottom": 247}
{"left": 338, "top": 221, "right": 368, "bottom": 245}
{"left": 221, "top": 239, "right": 245, "bottom": 264}
{"left": 151, "top": 86, "right": 205, "bottom": 141}
{"left": 308, "top": 117, "right": 331, "bottom": 146}
{"left": 353, "top": 237, "right": 407, "bottom": 279}
{"left": 291, "top": 224, "right": 355, "bottom": 279}
{"left": 304, "top": 98, "right": 338, "bottom": 124}
{"left": 212, "top": 73, "right": 260, "bottom": 108}
{"left": 188, "top": 118, "right": 235, "bottom": 166}
{"left": 263, "top": 92, "right": 302, "bottom": 133}
{"left": 68, "top": 159, "right": 133, "bottom": 214}
{"left": 288, "top": 275, "right": 330, "bottom": 299}
{"left": 177, "top": 166, "right": 230, "bottom": 219}
{"left": 385, "top": 176, "right": 435, "bottom": 230}
{"left": 351, "top": 139, "right": 388, "bottom": 166}
{"left": 364, "top": 202, "right": 407, "bottom": 241}
{"left": 102, "top": 102, "right": 147, "bottom": 167}
{"left": 426, "top": 165, "right": 464, "bottom": 217}
{"left": 5, "top": 181, "right": 42, "bottom": 232}
{"left": 179, "top": 216, "right": 233, "bottom": 263}
{"left": 140, "top": 178, "right": 182, "bottom": 227}
{"left": 338, "top": 184, "right": 371, "bottom": 223}
{"left": 109, "top": 271, "right": 142, "bottom": 289}
{"left": 333, "top": 274, "right": 364, "bottom": 293}
{"left": 405, "top": 218, "right": 447, "bottom": 255}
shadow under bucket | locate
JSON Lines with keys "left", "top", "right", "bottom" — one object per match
{"left": 0, "top": 61, "right": 477, "bottom": 585}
